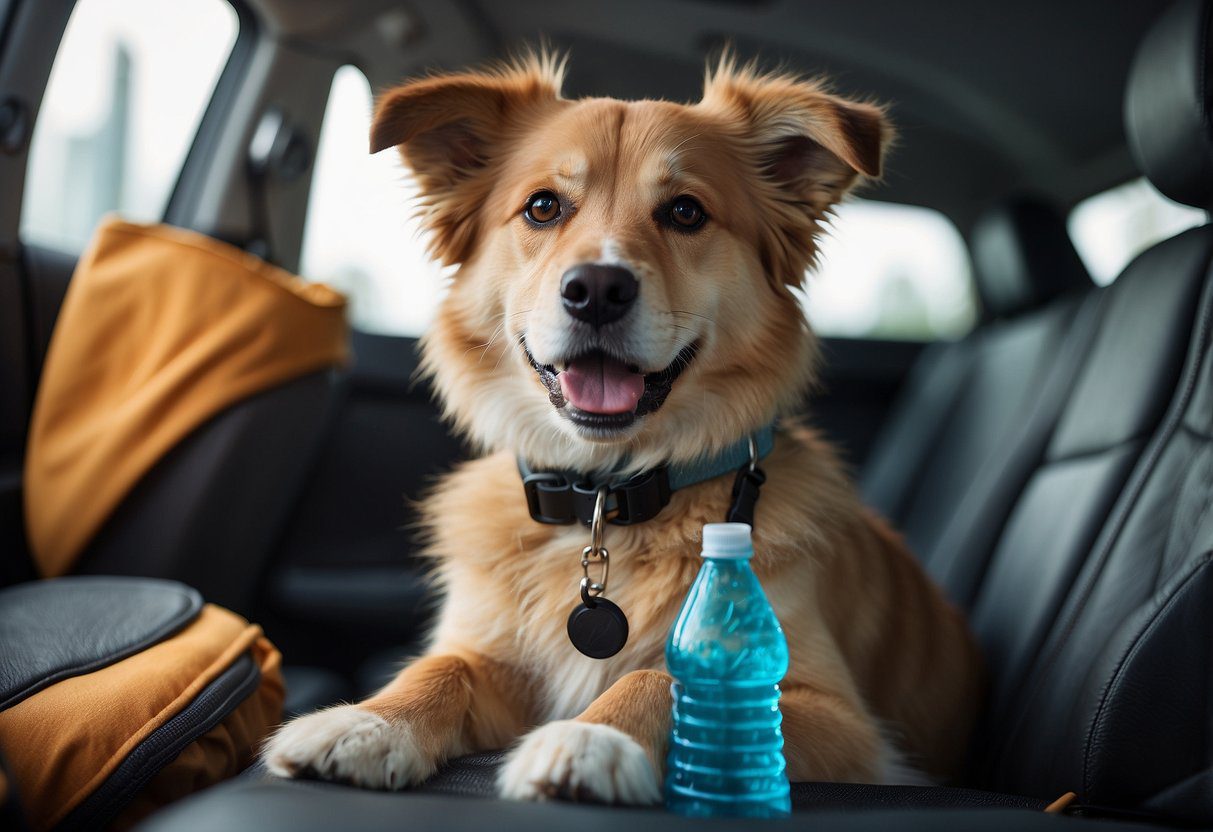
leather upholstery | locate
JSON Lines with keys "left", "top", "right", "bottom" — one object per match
{"left": 1124, "top": 0, "right": 1213, "bottom": 209}
{"left": 971, "top": 197, "right": 1093, "bottom": 319}
{"left": 860, "top": 337, "right": 975, "bottom": 525}
{"left": 839, "top": 5, "right": 1213, "bottom": 820}
{"left": 862, "top": 200, "right": 1095, "bottom": 599}
{"left": 21, "top": 243, "right": 75, "bottom": 387}
{"left": 968, "top": 228, "right": 1212, "bottom": 734}
{"left": 137, "top": 778, "right": 1164, "bottom": 832}
{"left": 0, "top": 576, "right": 201, "bottom": 710}
{"left": 925, "top": 291, "right": 1105, "bottom": 608}
{"left": 985, "top": 237, "right": 1213, "bottom": 821}
{"left": 419, "top": 751, "right": 1047, "bottom": 810}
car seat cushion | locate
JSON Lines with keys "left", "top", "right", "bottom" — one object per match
{"left": 0, "top": 577, "right": 202, "bottom": 710}
{"left": 22, "top": 218, "right": 348, "bottom": 578}
{"left": 0, "top": 577, "right": 284, "bottom": 831}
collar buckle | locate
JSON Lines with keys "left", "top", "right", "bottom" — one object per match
{"left": 589, "top": 467, "right": 671, "bottom": 526}
{"left": 522, "top": 470, "right": 575, "bottom": 524}
{"left": 519, "top": 422, "right": 774, "bottom": 527}
{"left": 522, "top": 467, "right": 672, "bottom": 526}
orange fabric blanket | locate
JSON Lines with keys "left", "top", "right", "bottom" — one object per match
{"left": 24, "top": 218, "right": 348, "bottom": 577}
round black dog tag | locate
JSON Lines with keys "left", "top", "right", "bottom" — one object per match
{"left": 567, "top": 598, "right": 629, "bottom": 659}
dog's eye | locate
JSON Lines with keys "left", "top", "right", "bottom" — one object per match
{"left": 668, "top": 197, "right": 706, "bottom": 230}
{"left": 524, "top": 191, "right": 561, "bottom": 225}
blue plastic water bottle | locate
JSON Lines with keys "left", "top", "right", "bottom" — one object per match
{"left": 664, "top": 522, "right": 791, "bottom": 818}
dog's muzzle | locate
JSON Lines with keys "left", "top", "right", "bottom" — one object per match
{"left": 524, "top": 340, "right": 699, "bottom": 431}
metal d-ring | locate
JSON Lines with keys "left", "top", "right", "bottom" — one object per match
{"left": 747, "top": 433, "right": 759, "bottom": 472}
{"left": 590, "top": 485, "right": 607, "bottom": 553}
{"left": 580, "top": 486, "right": 610, "bottom": 604}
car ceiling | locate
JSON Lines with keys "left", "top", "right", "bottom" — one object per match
{"left": 249, "top": 0, "right": 1173, "bottom": 229}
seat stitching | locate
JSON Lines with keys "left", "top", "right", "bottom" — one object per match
{"left": 995, "top": 243, "right": 1213, "bottom": 786}
{"left": 1180, "top": 422, "right": 1213, "bottom": 442}
{"left": 1081, "top": 552, "right": 1213, "bottom": 794}
{"left": 1201, "top": 0, "right": 1211, "bottom": 128}
{"left": 1158, "top": 447, "right": 1213, "bottom": 584}
{"left": 934, "top": 291, "right": 1105, "bottom": 608}
{"left": 1039, "top": 433, "right": 1145, "bottom": 467}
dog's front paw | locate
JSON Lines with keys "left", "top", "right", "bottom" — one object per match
{"left": 497, "top": 720, "right": 660, "bottom": 805}
{"left": 262, "top": 705, "right": 434, "bottom": 789}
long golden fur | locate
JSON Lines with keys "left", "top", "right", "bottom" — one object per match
{"left": 263, "top": 50, "right": 983, "bottom": 802}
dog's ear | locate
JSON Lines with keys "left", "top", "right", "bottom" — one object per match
{"left": 700, "top": 56, "right": 891, "bottom": 285}
{"left": 371, "top": 52, "right": 565, "bottom": 265}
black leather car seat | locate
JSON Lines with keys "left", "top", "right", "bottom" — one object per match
{"left": 861, "top": 196, "right": 1097, "bottom": 606}
{"left": 971, "top": 0, "right": 1213, "bottom": 818}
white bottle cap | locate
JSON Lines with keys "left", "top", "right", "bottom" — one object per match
{"left": 701, "top": 523, "right": 754, "bottom": 559}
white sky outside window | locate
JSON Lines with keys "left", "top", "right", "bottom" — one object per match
{"left": 302, "top": 66, "right": 976, "bottom": 341}
{"left": 300, "top": 66, "right": 451, "bottom": 335}
{"left": 803, "top": 201, "right": 976, "bottom": 339}
{"left": 21, "top": 0, "right": 237, "bottom": 252}
{"left": 1068, "top": 178, "right": 1207, "bottom": 286}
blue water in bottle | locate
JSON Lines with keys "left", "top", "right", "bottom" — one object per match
{"left": 664, "top": 522, "right": 791, "bottom": 818}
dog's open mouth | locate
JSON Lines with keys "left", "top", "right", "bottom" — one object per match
{"left": 524, "top": 340, "right": 698, "bottom": 431}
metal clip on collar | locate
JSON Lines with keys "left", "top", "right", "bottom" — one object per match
{"left": 580, "top": 487, "right": 610, "bottom": 605}
{"left": 726, "top": 433, "right": 767, "bottom": 527}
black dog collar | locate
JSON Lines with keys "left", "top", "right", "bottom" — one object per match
{"left": 518, "top": 425, "right": 776, "bottom": 528}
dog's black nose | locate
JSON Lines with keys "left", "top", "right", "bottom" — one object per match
{"left": 560, "top": 265, "right": 638, "bottom": 328}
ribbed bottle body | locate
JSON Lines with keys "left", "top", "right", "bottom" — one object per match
{"left": 664, "top": 554, "right": 790, "bottom": 818}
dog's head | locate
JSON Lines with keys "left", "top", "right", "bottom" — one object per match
{"left": 371, "top": 52, "right": 889, "bottom": 473}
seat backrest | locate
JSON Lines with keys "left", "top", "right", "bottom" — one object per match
{"left": 0, "top": 244, "right": 77, "bottom": 586}
{"left": 986, "top": 226, "right": 1213, "bottom": 820}
{"left": 970, "top": 0, "right": 1213, "bottom": 820}
{"left": 971, "top": 224, "right": 1209, "bottom": 731}
{"left": 21, "top": 225, "right": 347, "bottom": 617}
{"left": 73, "top": 369, "right": 344, "bottom": 615}
{"left": 861, "top": 196, "right": 1095, "bottom": 605}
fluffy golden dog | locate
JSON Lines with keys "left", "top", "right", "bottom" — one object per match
{"left": 264, "top": 51, "right": 982, "bottom": 803}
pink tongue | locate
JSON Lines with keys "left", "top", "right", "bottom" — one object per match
{"left": 559, "top": 354, "right": 645, "bottom": 414}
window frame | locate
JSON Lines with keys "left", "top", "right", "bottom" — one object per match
{"left": 161, "top": 0, "right": 256, "bottom": 228}
{"left": 16, "top": 0, "right": 253, "bottom": 248}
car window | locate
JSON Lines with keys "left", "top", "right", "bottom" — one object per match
{"left": 300, "top": 65, "right": 449, "bottom": 336}
{"left": 302, "top": 66, "right": 975, "bottom": 341}
{"left": 1068, "top": 177, "right": 1207, "bottom": 286}
{"left": 20, "top": 0, "right": 238, "bottom": 253}
{"left": 802, "top": 200, "right": 976, "bottom": 340}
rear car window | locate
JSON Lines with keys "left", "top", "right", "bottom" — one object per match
{"left": 1068, "top": 177, "right": 1207, "bottom": 286}
{"left": 802, "top": 200, "right": 976, "bottom": 340}
{"left": 299, "top": 65, "right": 449, "bottom": 336}
{"left": 302, "top": 66, "right": 976, "bottom": 342}
{"left": 20, "top": 0, "right": 238, "bottom": 253}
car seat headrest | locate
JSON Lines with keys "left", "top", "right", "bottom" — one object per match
{"left": 1125, "top": 0, "right": 1213, "bottom": 209}
{"left": 971, "top": 196, "right": 1093, "bottom": 319}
